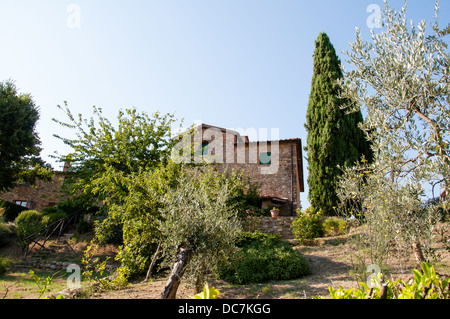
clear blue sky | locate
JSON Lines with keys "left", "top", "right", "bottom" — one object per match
{"left": 1, "top": 0, "right": 448, "bottom": 209}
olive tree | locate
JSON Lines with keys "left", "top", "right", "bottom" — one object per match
{"left": 159, "top": 167, "right": 242, "bottom": 299}
{"left": 337, "top": 1, "right": 449, "bottom": 268}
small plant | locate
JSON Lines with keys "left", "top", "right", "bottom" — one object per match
{"left": 193, "top": 282, "right": 220, "bottom": 299}
{"left": 292, "top": 208, "right": 324, "bottom": 244}
{"left": 29, "top": 270, "right": 53, "bottom": 298}
{"left": 320, "top": 263, "right": 450, "bottom": 299}
{"left": 81, "top": 241, "right": 128, "bottom": 293}
{"left": 323, "top": 217, "right": 346, "bottom": 237}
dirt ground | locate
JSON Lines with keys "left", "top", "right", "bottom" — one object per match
{"left": 94, "top": 227, "right": 450, "bottom": 299}
{"left": 2, "top": 225, "right": 449, "bottom": 299}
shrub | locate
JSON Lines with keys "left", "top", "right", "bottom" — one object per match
{"left": 15, "top": 210, "right": 44, "bottom": 240}
{"left": 323, "top": 217, "right": 346, "bottom": 237}
{"left": 216, "top": 231, "right": 311, "bottom": 284}
{"left": 77, "top": 218, "right": 93, "bottom": 234}
{"left": 41, "top": 212, "right": 68, "bottom": 229}
{"left": 41, "top": 206, "right": 62, "bottom": 215}
{"left": 292, "top": 208, "right": 324, "bottom": 244}
{"left": 0, "top": 256, "right": 11, "bottom": 275}
{"left": 0, "top": 222, "right": 15, "bottom": 246}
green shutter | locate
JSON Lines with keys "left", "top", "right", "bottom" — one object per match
{"left": 260, "top": 152, "right": 271, "bottom": 164}
{"left": 202, "top": 142, "right": 209, "bottom": 156}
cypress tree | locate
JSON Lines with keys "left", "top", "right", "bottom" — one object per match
{"left": 305, "top": 32, "right": 371, "bottom": 215}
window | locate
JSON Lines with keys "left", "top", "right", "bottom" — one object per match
{"left": 15, "top": 200, "right": 28, "bottom": 207}
{"left": 259, "top": 152, "right": 271, "bottom": 165}
{"left": 201, "top": 141, "right": 209, "bottom": 156}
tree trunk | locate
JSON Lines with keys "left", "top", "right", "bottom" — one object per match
{"left": 144, "top": 241, "right": 162, "bottom": 282}
{"left": 412, "top": 241, "right": 425, "bottom": 265}
{"left": 160, "top": 244, "right": 192, "bottom": 299}
{"left": 194, "top": 263, "right": 206, "bottom": 294}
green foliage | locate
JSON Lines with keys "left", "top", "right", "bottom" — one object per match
{"left": 81, "top": 242, "right": 128, "bottom": 292}
{"left": 193, "top": 282, "right": 220, "bottom": 299}
{"left": 305, "top": 33, "right": 371, "bottom": 216}
{"left": 321, "top": 263, "right": 450, "bottom": 299}
{"left": 52, "top": 103, "right": 180, "bottom": 202}
{"left": 292, "top": 208, "right": 324, "bottom": 244}
{"left": 216, "top": 231, "right": 311, "bottom": 285}
{"left": 0, "top": 80, "right": 52, "bottom": 192}
{"left": 234, "top": 231, "right": 281, "bottom": 248}
{"left": 14, "top": 210, "right": 44, "bottom": 241}
{"left": 0, "top": 256, "right": 11, "bottom": 275}
{"left": 223, "top": 170, "right": 262, "bottom": 220}
{"left": 41, "top": 212, "right": 68, "bottom": 228}
{"left": 98, "top": 161, "right": 182, "bottom": 276}
{"left": 338, "top": 2, "right": 450, "bottom": 268}
{"left": 28, "top": 270, "right": 52, "bottom": 298}
{"left": 52, "top": 104, "right": 183, "bottom": 278}
{"left": 323, "top": 217, "right": 346, "bottom": 237}
{"left": 76, "top": 218, "right": 93, "bottom": 234}
{"left": 0, "top": 221, "right": 15, "bottom": 247}
{"left": 160, "top": 166, "right": 243, "bottom": 285}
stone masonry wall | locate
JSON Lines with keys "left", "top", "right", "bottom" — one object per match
{"left": 0, "top": 173, "right": 70, "bottom": 211}
{"left": 246, "top": 216, "right": 296, "bottom": 240}
{"left": 196, "top": 125, "right": 304, "bottom": 216}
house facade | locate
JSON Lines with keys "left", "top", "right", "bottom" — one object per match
{"left": 172, "top": 124, "right": 305, "bottom": 216}
{"left": 0, "top": 172, "right": 70, "bottom": 212}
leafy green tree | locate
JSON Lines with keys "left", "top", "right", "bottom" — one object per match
{"left": 0, "top": 80, "right": 51, "bottom": 191}
{"left": 305, "top": 33, "right": 371, "bottom": 215}
{"left": 52, "top": 102, "right": 179, "bottom": 202}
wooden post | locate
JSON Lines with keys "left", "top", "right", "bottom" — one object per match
{"left": 144, "top": 241, "right": 162, "bottom": 282}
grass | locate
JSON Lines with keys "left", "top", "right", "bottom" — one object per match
{"left": 1, "top": 267, "right": 72, "bottom": 299}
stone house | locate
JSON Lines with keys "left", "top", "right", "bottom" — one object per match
{"left": 0, "top": 169, "right": 70, "bottom": 212}
{"left": 172, "top": 124, "right": 305, "bottom": 216}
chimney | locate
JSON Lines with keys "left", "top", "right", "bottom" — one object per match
{"left": 63, "top": 160, "right": 71, "bottom": 172}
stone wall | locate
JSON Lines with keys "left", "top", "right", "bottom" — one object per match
{"left": 246, "top": 216, "right": 296, "bottom": 240}
{"left": 0, "top": 173, "right": 70, "bottom": 211}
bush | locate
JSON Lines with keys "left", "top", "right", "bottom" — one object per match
{"left": 216, "top": 231, "right": 311, "bottom": 284}
{"left": 77, "top": 218, "right": 93, "bottom": 234}
{"left": 0, "top": 256, "right": 11, "bottom": 275}
{"left": 292, "top": 208, "right": 324, "bottom": 244}
{"left": 0, "top": 222, "right": 15, "bottom": 246}
{"left": 0, "top": 221, "right": 16, "bottom": 247}
{"left": 41, "top": 212, "right": 68, "bottom": 228}
{"left": 15, "top": 210, "right": 44, "bottom": 240}
{"left": 323, "top": 217, "right": 346, "bottom": 237}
